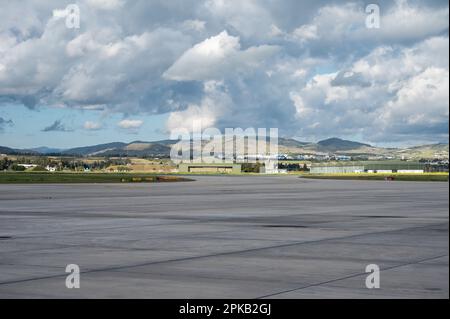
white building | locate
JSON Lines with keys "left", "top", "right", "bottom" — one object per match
{"left": 18, "top": 164, "right": 38, "bottom": 169}
{"left": 45, "top": 165, "right": 57, "bottom": 172}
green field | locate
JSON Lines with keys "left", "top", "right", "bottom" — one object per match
{"left": 301, "top": 173, "right": 449, "bottom": 182}
{"left": 0, "top": 172, "right": 192, "bottom": 184}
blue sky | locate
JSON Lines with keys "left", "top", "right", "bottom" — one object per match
{"left": 0, "top": 0, "right": 449, "bottom": 149}
{"left": 0, "top": 104, "right": 168, "bottom": 149}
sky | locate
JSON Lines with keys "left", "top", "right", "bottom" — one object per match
{"left": 0, "top": 0, "right": 448, "bottom": 149}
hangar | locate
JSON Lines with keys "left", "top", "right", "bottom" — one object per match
{"left": 178, "top": 163, "right": 242, "bottom": 174}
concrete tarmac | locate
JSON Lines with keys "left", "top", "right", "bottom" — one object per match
{"left": 0, "top": 176, "right": 448, "bottom": 298}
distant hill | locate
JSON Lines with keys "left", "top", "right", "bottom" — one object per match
{"left": 60, "top": 141, "right": 177, "bottom": 157}
{"left": 0, "top": 146, "right": 38, "bottom": 155}
{"left": 62, "top": 142, "right": 128, "bottom": 156}
{"left": 0, "top": 146, "right": 15, "bottom": 154}
{"left": 317, "top": 138, "right": 371, "bottom": 151}
{"left": 394, "top": 143, "right": 449, "bottom": 159}
{"left": 30, "top": 147, "right": 64, "bottom": 154}
{"left": 1, "top": 138, "right": 448, "bottom": 159}
{"left": 278, "top": 137, "right": 309, "bottom": 148}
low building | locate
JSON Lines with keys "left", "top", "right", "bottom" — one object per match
{"left": 178, "top": 163, "right": 241, "bottom": 174}
{"left": 368, "top": 170, "right": 392, "bottom": 174}
{"left": 335, "top": 155, "right": 352, "bottom": 161}
{"left": 310, "top": 165, "right": 365, "bottom": 174}
{"left": 17, "top": 164, "right": 38, "bottom": 169}
{"left": 397, "top": 169, "right": 424, "bottom": 174}
{"left": 310, "top": 161, "right": 426, "bottom": 174}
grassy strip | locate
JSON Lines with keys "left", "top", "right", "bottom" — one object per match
{"left": 301, "top": 173, "right": 449, "bottom": 182}
{"left": 0, "top": 172, "right": 193, "bottom": 184}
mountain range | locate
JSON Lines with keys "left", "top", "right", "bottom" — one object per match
{"left": 1, "top": 138, "right": 448, "bottom": 159}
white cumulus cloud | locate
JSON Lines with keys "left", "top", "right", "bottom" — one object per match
{"left": 163, "top": 31, "right": 279, "bottom": 81}
{"left": 84, "top": 121, "right": 103, "bottom": 130}
{"left": 118, "top": 119, "right": 143, "bottom": 129}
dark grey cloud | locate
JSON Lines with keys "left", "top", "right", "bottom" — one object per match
{"left": 41, "top": 120, "right": 72, "bottom": 132}
{"left": 330, "top": 71, "right": 371, "bottom": 87}
{"left": 0, "top": 117, "right": 13, "bottom": 132}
